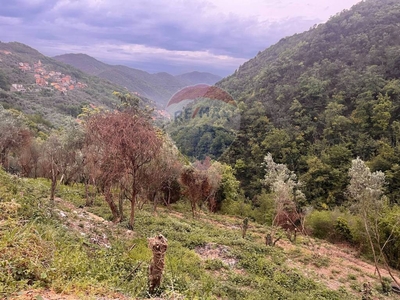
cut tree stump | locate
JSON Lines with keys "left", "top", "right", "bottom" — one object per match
{"left": 148, "top": 234, "right": 168, "bottom": 294}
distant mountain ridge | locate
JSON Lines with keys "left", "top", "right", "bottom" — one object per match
{"left": 0, "top": 41, "right": 154, "bottom": 127}
{"left": 53, "top": 53, "right": 222, "bottom": 107}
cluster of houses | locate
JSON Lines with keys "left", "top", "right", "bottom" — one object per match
{"left": 14, "top": 60, "right": 87, "bottom": 94}
{"left": 0, "top": 49, "right": 12, "bottom": 62}
{"left": 0, "top": 50, "right": 12, "bottom": 55}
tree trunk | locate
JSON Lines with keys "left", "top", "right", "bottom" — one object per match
{"left": 85, "top": 179, "right": 93, "bottom": 206}
{"left": 152, "top": 192, "right": 158, "bottom": 213}
{"left": 50, "top": 168, "right": 57, "bottom": 201}
{"left": 0, "top": 148, "right": 7, "bottom": 167}
{"left": 265, "top": 233, "right": 272, "bottom": 246}
{"left": 128, "top": 189, "right": 137, "bottom": 229}
{"left": 104, "top": 184, "right": 120, "bottom": 222}
{"left": 148, "top": 234, "right": 168, "bottom": 294}
{"left": 167, "top": 188, "right": 171, "bottom": 209}
{"left": 364, "top": 215, "right": 383, "bottom": 288}
{"left": 118, "top": 190, "right": 125, "bottom": 221}
{"left": 242, "top": 218, "right": 249, "bottom": 238}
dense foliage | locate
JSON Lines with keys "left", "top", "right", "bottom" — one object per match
{"left": 217, "top": 0, "right": 400, "bottom": 206}
{"left": 1, "top": 0, "right": 400, "bottom": 296}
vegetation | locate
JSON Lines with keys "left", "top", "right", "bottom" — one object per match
{"left": 0, "top": 42, "right": 155, "bottom": 127}
{"left": 218, "top": 0, "right": 400, "bottom": 204}
{"left": 0, "top": 168, "right": 362, "bottom": 299}
{"left": 53, "top": 53, "right": 222, "bottom": 107}
{"left": 1, "top": 0, "right": 400, "bottom": 298}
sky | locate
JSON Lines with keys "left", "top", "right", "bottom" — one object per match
{"left": 0, "top": 0, "right": 361, "bottom": 76}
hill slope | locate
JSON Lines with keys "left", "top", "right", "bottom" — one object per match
{"left": 53, "top": 53, "right": 221, "bottom": 107}
{"left": 216, "top": 0, "right": 400, "bottom": 202}
{"left": 1, "top": 168, "right": 399, "bottom": 299}
{"left": 0, "top": 42, "right": 144, "bottom": 126}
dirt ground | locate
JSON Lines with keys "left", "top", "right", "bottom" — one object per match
{"left": 12, "top": 199, "right": 400, "bottom": 300}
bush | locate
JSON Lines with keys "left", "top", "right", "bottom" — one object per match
{"left": 334, "top": 217, "right": 353, "bottom": 242}
{"left": 306, "top": 210, "right": 336, "bottom": 240}
{"left": 220, "top": 191, "right": 275, "bottom": 225}
{"left": 378, "top": 206, "right": 400, "bottom": 269}
{"left": 306, "top": 209, "right": 357, "bottom": 243}
{"left": 220, "top": 197, "right": 252, "bottom": 217}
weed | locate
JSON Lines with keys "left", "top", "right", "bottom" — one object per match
{"left": 313, "top": 255, "right": 331, "bottom": 268}
{"left": 0, "top": 169, "right": 359, "bottom": 299}
{"left": 348, "top": 274, "right": 357, "bottom": 281}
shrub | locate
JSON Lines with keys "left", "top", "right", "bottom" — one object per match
{"left": 306, "top": 210, "right": 336, "bottom": 240}
{"left": 306, "top": 209, "right": 360, "bottom": 243}
{"left": 334, "top": 216, "right": 353, "bottom": 242}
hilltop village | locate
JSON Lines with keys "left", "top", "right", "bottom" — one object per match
{"left": 11, "top": 58, "right": 87, "bottom": 94}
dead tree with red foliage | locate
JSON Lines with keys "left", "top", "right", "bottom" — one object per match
{"left": 180, "top": 166, "right": 212, "bottom": 217}
{"left": 85, "top": 111, "right": 161, "bottom": 228}
{"left": 141, "top": 140, "right": 183, "bottom": 213}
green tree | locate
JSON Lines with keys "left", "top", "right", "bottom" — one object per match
{"left": 347, "top": 158, "right": 399, "bottom": 290}
{"left": 371, "top": 93, "right": 392, "bottom": 137}
{"left": 262, "top": 153, "right": 305, "bottom": 231}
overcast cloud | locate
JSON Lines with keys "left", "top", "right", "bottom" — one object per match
{"left": 0, "top": 0, "right": 361, "bottom": 76}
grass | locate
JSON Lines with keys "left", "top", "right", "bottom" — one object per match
{"left": 0, "top": 169, "right": 373, "bottom": 299}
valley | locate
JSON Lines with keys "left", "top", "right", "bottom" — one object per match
{"left": 1, "top": 0, "right": 400, "bottom": 299}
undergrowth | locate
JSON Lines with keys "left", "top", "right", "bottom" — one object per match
{"left": 1, "top": 169, "right": 355, "bottom": 299}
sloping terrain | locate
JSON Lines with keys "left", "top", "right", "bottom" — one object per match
{"left": 53, "top": 53, "right": 221, "bottom": 107}
{"left": 214, "top": 0, "right": 400, "bottom": 201}
{"left": 0, "top": 42, "right": 154, "bottom": 127}
{"left": 1, "top": 169, "right": 399, "bottom": 299}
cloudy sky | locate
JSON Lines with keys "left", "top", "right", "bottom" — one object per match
{"left": 0, "top": 0, "right": 361, "bottom": 76}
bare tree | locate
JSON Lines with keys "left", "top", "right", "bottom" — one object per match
{"left": 85, "top": 111, "right": 161, "bottom": 228}
{"left": 180, "top": 166, "right": 209, "bottom": 217}
{"left": 180, "top": 158, "right": 223, "bottom": 217}
{"left": 18, "top": 138, "right": 41, "bottom": 178}
{"left": 141, "top": 139, "right": 183, "bottom": 213}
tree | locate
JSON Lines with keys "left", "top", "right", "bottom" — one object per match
{"left": 214, "top": 163, "right": 241, "bottom": 211}
{"left": 347, "top": 158, "right": 399, "bottom": 291}
{"left": 40, "top": 134, "right": 65, "bottom": 201}
{"left": 180, "top": 166, "right": 210, "bottom": 217}
{"left": 18, "top": 137, "right": 42, "bottom": 178}
{"left": 179, "top": 157, "right": 223, "bottom": 217}
{"left": 371, "top": 93, "right": 392, "bottom": 138}
{"left": 140, "top": 138, "right": 183, "bottom": 213}
{"left": 262, "top": 153, "right": 305, "bottom": 242}
{"left": 85, "top": 111, "right": 161, "bottom": 228}
{"left": 0, "top": 107, "right": 31, "bottom": 170}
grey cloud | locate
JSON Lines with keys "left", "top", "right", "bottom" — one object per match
{"left": 0, "top": 0, "right": 57, "bottom": 19}
{"left": 0, "top": 0, "right": 328, "bottom": 75}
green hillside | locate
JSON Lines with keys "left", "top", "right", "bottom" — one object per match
{"left": 2, "top": 0, "right": 400, "bottom": 298}
{"left": 0, "top": 42, "right": 145, "bottom": 127}
{"left": 217, "top": 0, "right": 400, "bottom": 204}
{"left": 53, "top": 53, "right": 221, "bottom": 107}
{"left": 3, "top": 168, "right": 399, "bottom": 299}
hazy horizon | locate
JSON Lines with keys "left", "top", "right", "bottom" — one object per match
{"left": 0, "top": 0, "right": 361, "bottom": 76}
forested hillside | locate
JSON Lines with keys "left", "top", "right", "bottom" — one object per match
{"left": 217, "top": 0, "right": 400, "bottom": 205}
{"left": 54, "top": 54, "right": 222, "bottom": 107}
{"left": 0, "top": 42, "right": 151, "bottom": 126}
{"left": 2, "top": 0, "right": 400, "bottom": 297}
